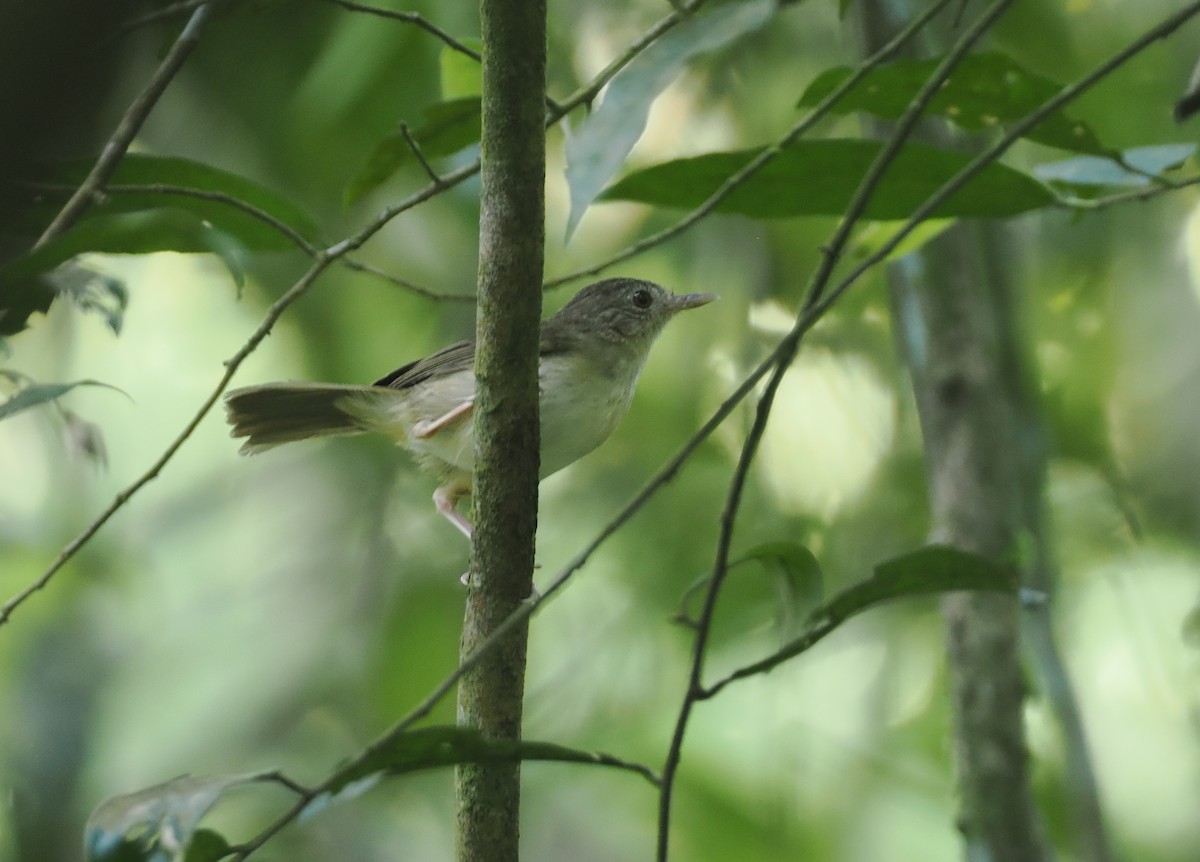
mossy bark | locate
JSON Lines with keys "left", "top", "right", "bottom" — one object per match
{"left": 455, "top": 0, "right": 546, "bottom": 860}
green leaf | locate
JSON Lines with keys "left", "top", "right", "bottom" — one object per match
{"left": 344, "top": 97, "right": 482, "bottom": 207}
{"left": 564, "top": 0, "right": 776, "bottom": 238}
{"left": 734, "top": 541, "right": 824, "bottom": 631}
{"left": 440, "top": 38, "right": 482, "bottom": 98}
{"left": 0, "top": 379, "right": 126, "bottom": 422}
{"left": 328, "top": 726, "right": 653, "bottom": 795}
{"left": 798, "top": 52, "right": 1108, "bottom": 155}
{"left": 815, "top": 544, "right": 1013, "bottom": 626}
{"left": 602, "top": 138, "right": 1055, "bottom": 219}
{"left": 0, "top": 210, "right": 249, "bottom": 321}
{"left": 85, "top": 774, "right": 263, "bottom": 862}
{"left": 20, "top": 155, "right": 321, "bottom": 249}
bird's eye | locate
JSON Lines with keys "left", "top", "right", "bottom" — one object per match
{"left": 631, "top": 288, "right": 653, "bottom": 310}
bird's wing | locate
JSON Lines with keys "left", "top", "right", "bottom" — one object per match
{"left": 374, "top": 340, "right": 476, "bottom": 389}
{"left": 373, "top": 327, "right": 579, "bottom": 391}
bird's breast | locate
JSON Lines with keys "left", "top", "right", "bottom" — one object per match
{"left": 537, "top": 352, "right": 640, "bottom": 479}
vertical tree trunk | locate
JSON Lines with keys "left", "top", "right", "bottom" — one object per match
{"left": 892, "top": 226, "right": 1049, "bottom": 861}
{"left": 455, "top": 0, "right": 547, "bottom": 859}
{"left": 853, "top": 2, "right": 1087, "bottom": 859}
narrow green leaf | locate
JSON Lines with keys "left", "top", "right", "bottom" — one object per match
{"left": 440, "top": 38, "right": 482, "bottom": 98}
{"left": 602, "top": 138, "right": 1055, "bottom": 219}
{"left": 344, "top": 97, "right": 482, "bottom": 207}
{"left": 329, "top": 726, "right": 652, "bottom": 794}
{"left": 21, "top": 155, "right": 321, "bottom": 249}
{"left": 798, "top": 52, "right": 1108, "bottom": 155}
{"left": 0, "top": 379, "right": 125, "bottom": 422}
{"left": 564, "top": 0, "right": 776, "bottom": 238}
{"left": 814, "top": 544, "right": 1013, "bottom": 627}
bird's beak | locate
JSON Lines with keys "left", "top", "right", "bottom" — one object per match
{"left": 669, "top": 292, "right": 718, "bottom": 312}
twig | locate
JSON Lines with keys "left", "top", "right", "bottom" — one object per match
{"left": 315, "top": 0, "right": 481, "bottom": 63}
{"left": 116, "top": 0, "right": 213, "bottom": 39}
{"left": 1057, "top": 173, "right": 1200, "bottom": 210}
{"left": 655, "top": 1, "right": 1016, "bottom": 858}
{"left": 398, "top": 123, "right": 442, "bottom": 185}
{"left": 25, "top": 181, "right": 320, "bottom": 255}
{"left": 339, "top": 257, "right": 474, "bottom": 301}
{"left": 34, "top": 3, "right": 214, "bottom": 249}
{"left": 29, "top": 180, "right": 478, "bottom": 302}
{"left": 543, "top": 0, "right": 955, "bottom": 289}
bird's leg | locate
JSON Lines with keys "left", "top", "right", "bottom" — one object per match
{"left": 414, "top": 399, "right": 474, "bottom": 440}
{"left": 433, "top": 483, "right": 473, "bottom": 539}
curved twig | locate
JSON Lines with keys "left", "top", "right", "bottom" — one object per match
{"left": 315, "top": 0, "right": 481, "bottom": 63}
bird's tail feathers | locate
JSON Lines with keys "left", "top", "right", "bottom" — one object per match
{"left": 225, "top": 383, "right": 396, "bottom": 454}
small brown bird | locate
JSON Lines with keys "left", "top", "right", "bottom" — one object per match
{"left": 225, "top": 277, "right": 715, "bottom": 536}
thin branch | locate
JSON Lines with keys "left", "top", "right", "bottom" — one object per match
{"left": 543, "top": 0, "right": 955, "bottom": 289}
{"left": 1058, "top": 173, "right": 1200, "bottom": 210}
{"left": 339, "top": 257, "right": 474, "bottom": 301}
{"left": 115, "top": 0, "right": 213, "bottom": 39}
{"left": 701, "top": 618, "right": 840, "bottom": 700}
{"left": 255, "top": 770, "right": 314, "bottom": 797}
{"left": 398, "top": 123, "right": 442, "bottom": 185}
{"left": 35, "top": 3, "right": 214, "bottom": 248}
{"left": 655, "top": 2, "right": 1015, "bottom": 858}
{"left": 328, "top": 159, "right": 480, "bottom": 256}
{"left": 315, "top": 0, "right": 481, "bottom": 63}
{"left": 25, "top": 181, "right": 320, "bottom": 255}
{"left": 29, "top": 180, "right": 476, "bottom": 302}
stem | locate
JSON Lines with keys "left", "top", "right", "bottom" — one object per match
{"left": 454, "top": 0, "right": 547, "bottom": 859}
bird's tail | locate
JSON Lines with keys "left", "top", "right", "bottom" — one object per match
{"left": 225, "top": 382, "right": 396, "bottom": 454}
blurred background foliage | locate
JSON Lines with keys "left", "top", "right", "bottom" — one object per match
{"left": 1, "top": 0, "right": 1200, "bottom": 859}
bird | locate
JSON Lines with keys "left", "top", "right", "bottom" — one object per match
{"left": 224, "top": 277, "right": 715, "bottom": 537}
